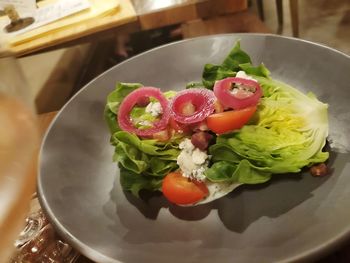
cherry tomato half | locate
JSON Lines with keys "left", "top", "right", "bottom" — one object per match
{"left": 206, "top": 106, "right": 257, "bottom": 134}
{"left": 162, "top": 172, "right": 209, "bottom": 205}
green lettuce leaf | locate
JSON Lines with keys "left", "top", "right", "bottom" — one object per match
{"left": 130, "top": 106, "right": 157, "bottom": 129}
{"left": 111, "top": 131, "right": 180, "bottom": 159}
{"left": 104, "top": 106, "right": 120, "bottom": 134}
{"left": 104, "top": 82, "right": 142, "bottom": 133}
{"left": 205, "top": 160, "right": 271, "bottom": 184}
{"left": 238, "top": 62, "right": 270, "bottom": 78}
{"left": 106, "top": 82, "right": 142, "bottom": 114}
{"left": 202, "top": 40, "right": 329, "bottom": 185}
{"left": 202, "top": 65, "right": 236, "bottom": 89}
{"left": 164, "top": 90, "right": 177, "bottom": 99}
{"left": 206, "top": 76, "right": 329, "bottom": 183}
{"left": 111, "top": 131, "right": 180, "bottom": 190}
{"left": 221, "top": 41, "right": 252, "bottom": 68}
{"left": 201, "top": 41, "right": 271, "bottom": 89}
{"left": 119, "top": 166, "right": 163, "bottom": 197}
{"left": 104, "top": 83, "right": 181, "bottom": 196}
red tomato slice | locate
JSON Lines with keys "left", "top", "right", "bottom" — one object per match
{"left": 162, "top": 172, "right": 209, "bottom": 205}
{"left": 206, "top": 106, "right": 257, "bottom": 134}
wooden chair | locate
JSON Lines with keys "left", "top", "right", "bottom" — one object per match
{"left": 181, "top": 10, "right": 271, "bottom": 38}
{"left": 256, "top": 0, "right": 299, "bottom": 37}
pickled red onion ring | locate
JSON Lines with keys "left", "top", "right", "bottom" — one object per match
{"left": 170, "top": 88, "right": 215, "bottom": 124}
{"left": 118, "top": 87, "right": 170, "bottom": 136}
{"left": 213, "top": 77, "right": 262, "bottom": 109}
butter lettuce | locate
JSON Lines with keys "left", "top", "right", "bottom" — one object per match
{"left": 105, "top": 41, "right": 329, "bottom": 199}
{"left": 119, "top": 167, "right": 163, "bottom": 197}
{"left": 104, "top": 83, "right": 180, "bottom": 196}
{"left": 130, "top": 107, "right": 157, "bottom": 129}
{"left": 204, "top": 54, "right": 329, "bottom": 184}
{"left": 105, "top": 82, "right": 142, "bottom": 134}
{"left": 202, "top": 41, "right": 270, "bottom": 89}
{"left": 111, "top": 131, "right": 180, "bottom": 196}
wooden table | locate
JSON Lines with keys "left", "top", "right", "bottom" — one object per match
{"left": 132, "top": 0, "right": 247, "bottom": 30}
{"left": 7, "top": 0, "right": 138, "bottom": 56}
{"left": 6, "top": 0, "right": 248, "bottom": 56}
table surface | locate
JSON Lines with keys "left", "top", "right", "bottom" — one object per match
{"left": 7, "top": 0, "right": 137, "bottom": 56}
{"left": 5, "top": 0, "right": 247, "bottom": 56}
{"left": 133, "top": 0, "right": 247, "bottom": 30}
{"left": 131, "top": 0, "right": 246, "bottom": 16}
{"left": 132, "top": 0, "right": 205, "bottom": 15}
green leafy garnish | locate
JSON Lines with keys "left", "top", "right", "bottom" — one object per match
{"left": 202, "top": 41, "right": 270, "bottom": 89}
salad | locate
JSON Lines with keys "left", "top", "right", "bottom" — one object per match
{"left": 104, "top": 41, "right": 329, "bottom": 206}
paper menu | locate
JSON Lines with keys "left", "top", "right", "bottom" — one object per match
{"left": 0, "top": 0, "right": 36, "bottom": 16}
{"left": 0, "top": 0, "right": 91, "bottom": 37}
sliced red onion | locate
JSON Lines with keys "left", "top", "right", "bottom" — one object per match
{"left": 118, "top": 87, "right": 170, "bottom": 137}
{"left": 170, "top": 88, "right": 215, "bottom": 124}
{"left": 213, "top": 77, "right": 262, "bottom": 110}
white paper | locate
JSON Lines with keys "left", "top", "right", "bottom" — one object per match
{"left": 0, "top": 0, "right": 91, "bottom": 37}
{"left": 0, "top": 0, "right": 36, "bottom": 16}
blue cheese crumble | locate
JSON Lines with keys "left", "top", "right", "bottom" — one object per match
{"left": 145, "top": 102, "right": 162, "bottom": 117}
{"left": 177, "top": 138, "right": 209, "bottom": 181}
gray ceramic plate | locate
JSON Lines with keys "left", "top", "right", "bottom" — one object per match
{"left": 38, "top": 34, "right": 350, "bottom": 263}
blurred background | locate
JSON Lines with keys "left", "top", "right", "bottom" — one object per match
{"left": 10, "top": 0, "right": 349, "bottom": 114}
